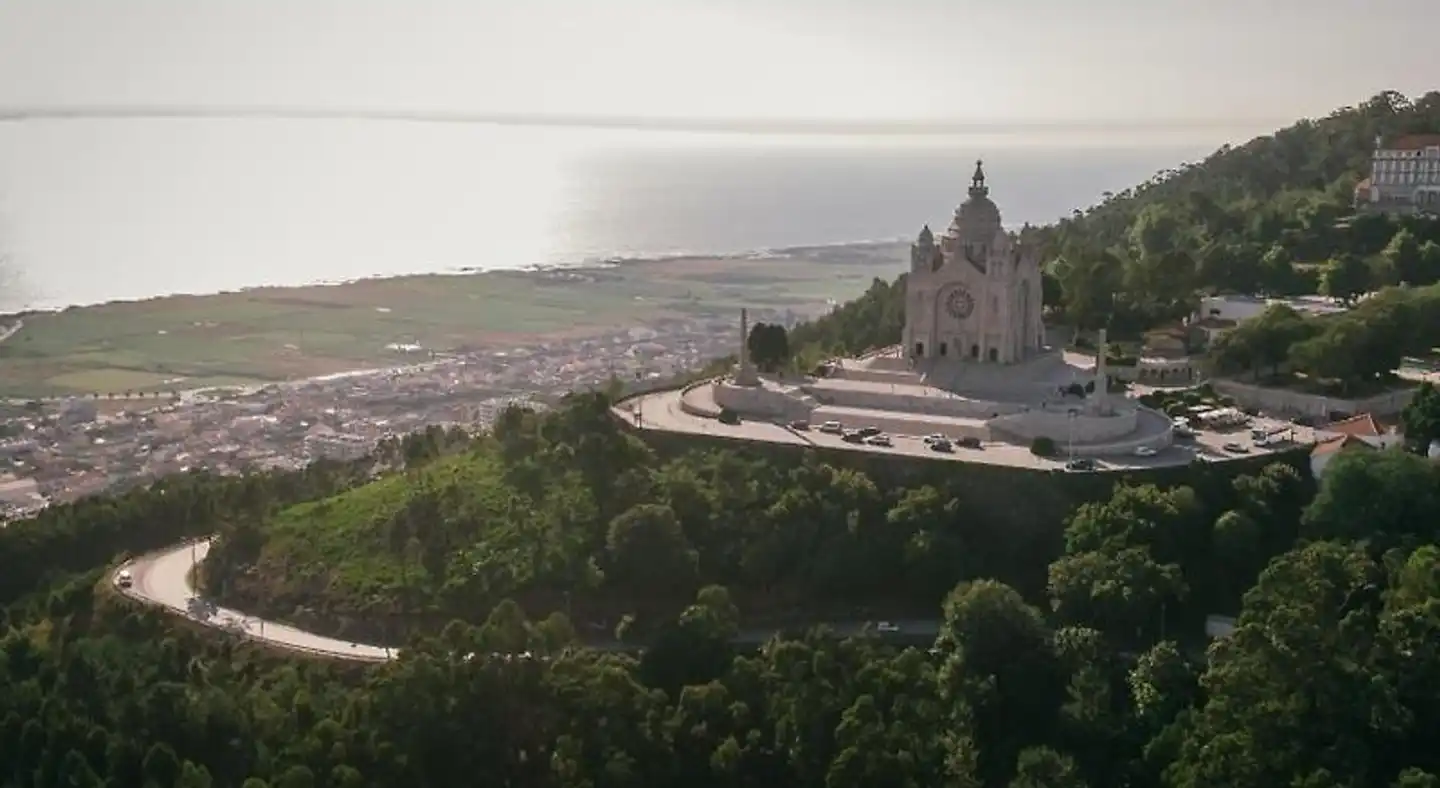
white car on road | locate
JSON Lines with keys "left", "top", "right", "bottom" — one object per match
{"left": 116, "top": 569, "right": 133, "bottom": 588}
{"left": 1133, "top": 446, "right": 1158, "bottom": 457}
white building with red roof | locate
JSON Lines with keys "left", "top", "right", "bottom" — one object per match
{"left": 1358, "top": 134, "right": 1440, "bottom": 215}
{"left": 1309, "top": 413, "right": 1404, "bottom": 478}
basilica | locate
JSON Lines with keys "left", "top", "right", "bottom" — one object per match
{"left": 684, "top": 160, "right": 1176, "bottom": 461}
{"left": 903, "top": 161, "right": 1045, "bottom": 365}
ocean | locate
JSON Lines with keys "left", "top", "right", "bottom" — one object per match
{"left": 0, "top": 118, "right": 1220, "bottom": 313}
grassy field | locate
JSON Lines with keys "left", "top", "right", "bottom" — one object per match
{"left": 0, "top": 242, "right": 905, "bottom": 398}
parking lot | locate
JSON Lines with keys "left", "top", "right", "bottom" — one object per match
{"left": 621, "top": 388, "right": 1313, "bottom": 473}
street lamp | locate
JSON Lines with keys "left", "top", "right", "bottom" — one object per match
{"left": 1067, "top": 410, "right": 1078, "bottom": 463}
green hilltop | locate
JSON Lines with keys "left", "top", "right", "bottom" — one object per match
{"left": 199, "top": 90, "right": 1440, "bottom": 642}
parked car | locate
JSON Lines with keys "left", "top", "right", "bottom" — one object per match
{"left": 929, "top": 438, "right": 953, "bottom": 452}
{"left": 923, "top": 433, "right": 947, "bottom": 445}
{"left": 1133, "top": 445, "right": 1158, "bottom": 457}
{"left": 875, "top": 621, "right": 901, "bottom": 633}
{"left": 957, "top": 436, "right": 982, "bottom": 449}
{"left": 818, "top": 420, "right": 844, "bottom": 434}
{"left": 857, "top": 426, "right": 881, "bottom": 438}
{"left": 790, "top": 420, "right": 810, "bottom": 431}
{"left": 116, "top": 569, "right": 133, "bottom": 589}
{"left": 1065, "top": 458, "right": 1097, "bottom": 472}
{"left": 1223, "top": 442, "right": 1249, "bottom": 453}
{"left": 865, "top": 434, "right": 893, "bottom": 447}
{"left": 842, "top": 431, "right": 865, "bottom": 443}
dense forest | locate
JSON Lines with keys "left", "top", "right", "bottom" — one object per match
{"left": 6, "top": 92, "right": 1440, "bottom": 787}
{"left": 6, "top": 406, "right": 1440, "bottom": 787}
{"left": 197, "top": 390, "right": 1305, "bottom": 645}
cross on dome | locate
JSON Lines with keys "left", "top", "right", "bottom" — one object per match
{"left": 969, "top": 159, "right": 988, "bottom": 198}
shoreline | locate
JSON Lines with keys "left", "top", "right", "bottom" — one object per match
{"left": 0, "top": 237, "right": 908, "bottom": 320}
{"left": 0, "top": 240, "right": 908, "bottom": 399}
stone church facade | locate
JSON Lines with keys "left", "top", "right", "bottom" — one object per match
{"left": 903, "top": 161, "right": 1044, "bottom": 365}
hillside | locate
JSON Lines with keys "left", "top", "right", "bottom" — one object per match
{"left": 1042, "top": 90, "right": 1440, "bottom": 331}
{"left": 200, "top": 380, "right": 1310, "bottom": 647}
{"left": 787, "top": 90, "right": 1440, "bottom": 349}
{"left": 11, "top": 92, "right": 1440, "bottom": 788}
{"left": 6, "top": 443, "right": 1440, "bottom": 788}
{"left": 195, "top": 92, "right": 1440, "bottom": 641}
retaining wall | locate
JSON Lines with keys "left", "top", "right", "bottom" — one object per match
{"left": 1212, "top": 378, "right": 1417, "bottom": 418}
{"left": 713, "top": 381, "right": 816, "bottom": 422}
{"left": 678, "top": 379, "right": 722, "bottom": 418}
{"left": 809, "top": 405, "right": 991, "bottom": 440}
{"left": 988, "top": 406, "right": 1139, "bottom": 444}
{"left": 805, "top": 379, "right": 1026, "bottom": 419}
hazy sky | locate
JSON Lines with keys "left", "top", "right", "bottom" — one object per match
{"left": 1, "top": 0, "right": 1438, "bottom": 124}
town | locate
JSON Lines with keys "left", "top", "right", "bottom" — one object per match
{"left": 0, "top": 311, "right": 782, "bottom": 521}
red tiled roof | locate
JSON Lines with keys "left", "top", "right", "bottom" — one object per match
{"left": 1311, "top": 434, "right": 1375, "bottom": 458}
{"left": 1324, "top": 413, "right": 1382, "bottom": 438}
{"left": 1387, "top": 134, "right": 1440, "bottom": 151}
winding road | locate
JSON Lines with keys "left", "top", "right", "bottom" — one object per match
{"left": 116, "top": 540, "right": 941, "bottom": 662}
{"left": 116, "top": 539, "right": 395, "bottom": 661}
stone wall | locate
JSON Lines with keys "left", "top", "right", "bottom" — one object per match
{"left": 1212, "top": 379, "right": 1417, "bottom": 418}
{"left": 1063, "top": 409, "right": 1175, "bottom": 458}
{"left": 828, "top": 366, "right": 921, "bottom": 385}
{"left": 712, "top": 381, "right": 816, "bottom": 421}
{"left": 678, "top": 380, "right": 722, "bottom": 418}
{"left": 988, "top": 406, "right": 1139, "bottom": 444}
{"left": 805, "top": 379, "right": 1027, "bottom": 418}
{"left": 807, "top": 406, "right": 990, "bottom": 441}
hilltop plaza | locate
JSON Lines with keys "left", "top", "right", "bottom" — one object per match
{"left": 620, "top": 163, "right": 1183, "bottom": 465}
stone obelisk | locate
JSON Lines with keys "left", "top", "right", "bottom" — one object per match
{"left": 735, "top": 308, "right": 759, "bottom": 385}
{"left": 1093, "top": 328, "right": 1110, "bottom": 414}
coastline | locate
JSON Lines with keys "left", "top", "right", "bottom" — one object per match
{"left": 0, "top": 237, "right": 909, "bottom": 320}
{"left": 0, "top": 239, "right": 908, "bottom": 399}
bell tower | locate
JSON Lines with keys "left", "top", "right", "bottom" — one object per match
{"left": 910, "top": 225, "right": 934, "bottom": 274}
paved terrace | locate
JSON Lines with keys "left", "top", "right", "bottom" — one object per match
{"left": 618, "top": 386, "right": 1318, "bottom": 473}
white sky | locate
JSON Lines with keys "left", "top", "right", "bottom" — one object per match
{"left": 1, "top": 0, "right": 1438, "bottom": 124}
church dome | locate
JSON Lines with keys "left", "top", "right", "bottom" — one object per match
{"left": 948, "top": 160, "right": 1003, "bottom": 240}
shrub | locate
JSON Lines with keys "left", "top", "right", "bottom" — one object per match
{"left": 718, "top": 408, "right": 740, "bottom": 425}
{"left": 1031, "top": 436, "right": 1057, "bottom": 457}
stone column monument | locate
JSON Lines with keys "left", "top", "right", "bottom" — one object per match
{"left": 1092, "top": 328, "right": 1110, "bottom": 415}
{"left": 734, "top": 308, "right": 760, "bottom": 386}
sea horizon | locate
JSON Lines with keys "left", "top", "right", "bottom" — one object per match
{"left": 0, "top": 117, "right": 1229, "bottom": 313}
